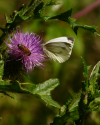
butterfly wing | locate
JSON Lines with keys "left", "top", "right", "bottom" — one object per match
{"left": 43, "top": 37, "right": 74, "bottom": 63}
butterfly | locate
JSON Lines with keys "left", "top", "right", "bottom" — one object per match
{"left": 43, "top": 37, "right": 75, "bottom": 63}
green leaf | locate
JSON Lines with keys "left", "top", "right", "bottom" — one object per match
{"left": 86, "top": 92, "right": 100, "bottom": 112}
{"left": 50, "top": 92, "right": 82, "bottom": 125}
{"left": 22, "top": 79, "right": 60, "bottom": 108}
{"left": 49, "top": 8, "right": 73, "bottom": 23}
{"left": 0, "top": 65, "right": 60, "bottom": 108}
{"left": 50, "top": 108, "right": 79, "bottom": 125}
{"left": 88, "top": 91, "right": 100, "bottom": 112}
{"left": 89, "top": 61, "right": 100, "bottom": 80}
{"left": 89, "top": 61, "right": 100, "bottom": 94}
{"left": 47, "top": 8, "right": 100, "bottom": 36}
{"left": 69, "top": 91, "right": 81, "bottom": 112}
{"left": 34, "top": 0, "right": 57, "bottom": 21}
{"left": 5, "top": 14, "right": 12, "bottom": 23}
{"left": 0, "top": 0, "right": 100, "bottom": 47}
{"left": 89, "top": 97, "right": 100, "bottom": 109}
{"left": 72, "top": 24, "right": 100, "bottom": 36}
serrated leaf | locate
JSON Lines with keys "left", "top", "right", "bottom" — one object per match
{"left": 89, "top": 97, "right": 100, "bottom": 108}
{"left": 69, "top": 91, "right": 81, "bottom": 112}
{"left": 89, "top": 61, "right": 100, "bottom": 94}
{"left": 41, "top": 95, "right": 60, "bottom": 108}
{"left": 34, "top": 0, "right": 57, "bottom": 21}
{"left": 22, "top": 79, "right": 60, "bottom": 108}
{"left": 86, "top": 92, "right": 100, "bottom": 112}
{"left": 5, "top": 14, "right": 12, "bottom": 23}
{"left": 0, "top": 76, "right": 60, "bottom": 108}
{"left": 0, "top": 0, "right": 100, "bottom": 46}
{"left": 50, "top": 109, "right": 79, "bottom": 125}
{"left": 32, "top": 3, "right": 100, "bottom": 36}
{"left": 21, "top": 0, "right": 42, "bottom": 19}
{"left": 47, "top": 8, "right": 100, "bottom": 36}
{"left": 90, "top": 61, "right": 100, "bottom": 79}
{"left": 72, "top": 24, "right": 100, "bottom": 36}
{"left": 2, "top": 0, "right": 44, "bottom": 31}
{"left": 49, "top": 9, "right": 73, "bottom": 23}
{"left": 50, "top": 93, "right": 81, "bottom": 125}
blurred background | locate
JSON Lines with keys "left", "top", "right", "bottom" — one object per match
{"left": 0, "top": 0, "right": 100, "bottom": 125}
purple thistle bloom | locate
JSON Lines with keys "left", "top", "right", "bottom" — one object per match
{"left": 5, "top": 29, "right": 46, "bottom": 73}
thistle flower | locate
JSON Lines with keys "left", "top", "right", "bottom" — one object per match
{"left": 5, "top": 29, "right": 46, "bottom": 73}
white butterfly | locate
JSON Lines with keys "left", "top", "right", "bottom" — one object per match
{"left": 43, "top": 37, "right": 75, "bottom": 63}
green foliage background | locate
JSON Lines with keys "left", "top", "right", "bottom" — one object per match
{"left": 0, "top": 0, "right": 100, "bottom": 125}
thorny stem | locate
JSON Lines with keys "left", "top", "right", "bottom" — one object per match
{"left": 72, "top": 0, "right": 100, "bottom": 19}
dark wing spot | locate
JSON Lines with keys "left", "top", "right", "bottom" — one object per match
{"left": 67, "top": 37, "right": 75, "bottom": 44}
